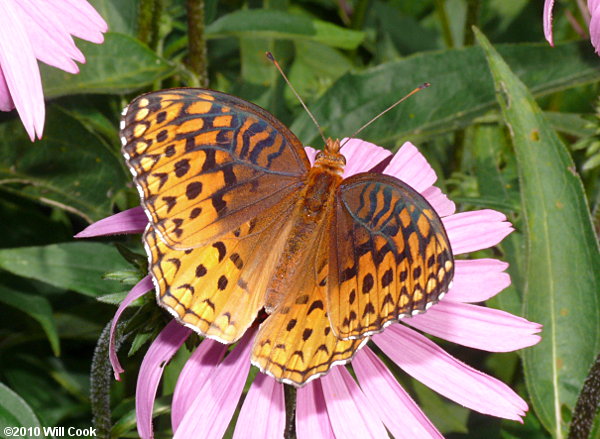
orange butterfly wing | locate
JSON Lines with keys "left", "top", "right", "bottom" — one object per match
{"left": 121, "top": 88, "right": 310, "bottom": 249}
{"left": 121, "top": 88, "right": 310, "bottom": 343}
{"left": 144, "top": 199, "right": 296, "bottom": 343}
{"left": 251, "top": 215, "right": 366, "bottom": 385}
{"left": 328, "top": 173, "right": 454, "bottom": 339}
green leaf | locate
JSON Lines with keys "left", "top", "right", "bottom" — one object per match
{"left": 0, "top": 105, "right": 127, "bottom": 222}
{"left": 0, "top": 195, "right": 72, "bottom": 247}
{"left": 467, "top": 123, "right": 520, "bottom": 211}
{"left": 476, "top": 28, "right": 600, "bottom": 438}
{"left": 0, "top": 383, "right": 42, "bottom": 439}
{"left": 41, "top": 33, "right": 174, "bottom": 98}
{"left": 0, "top": 286, "right": 60, "bottom": 356}
{"left": 412, "top": 378, "right": 470, "bottom": 434}
{"left": 206, "top": 10, "right": 365, "bottom": 49}
{"left": 544, "top": 112, "right": 596, "bottom": 138}
{"left": 290, "top": 41, "right": 600, "bottom": 147}
{"left": 2, "top": 356, "right": 85, "bottom": 427}
{"left": 371, "top": 2, "right": 437, "bottom": 55}
{"left": 0, "top": 242, "right": 129, "bottom": 297}
{"left": 288, "top": 41, "right": 353, "bottom": 101}
{"left": 89, "top": 0, "right": 140, "bottom": 35}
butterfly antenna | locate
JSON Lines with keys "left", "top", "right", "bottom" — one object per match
{"left": 266, "top": 51, "right": 327, "bottom": 145}
{"left": 340, "top": 83, "right": 431, "bottom": 148}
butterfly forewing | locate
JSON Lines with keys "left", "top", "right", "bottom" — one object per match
{"left": 121, "top": 88, "right": 310, "bottom": 249}
{"left": 329, "top": 173, "right": 454, "bottom": 340}
{"left": 145, "top": 190, "right": 298, "bottom": 343}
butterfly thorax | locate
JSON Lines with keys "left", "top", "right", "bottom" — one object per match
{"left": 264, "top": 139, "right": 345, "bottom": 311}
{"left": 314, "top": 138, "right": 346, "bottom": 175}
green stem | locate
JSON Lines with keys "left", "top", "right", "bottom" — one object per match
{"left": 150, "top": 0, "right": 165, "bottom": 51}
{"left": 434, "top": 0, "right": 454, "bottom": 48}
{"left": 137, "top": 0, "right": 153, "bottom": 46}
{"left": 463, "top": 0, "right": 481, "bottom": 46}
{"left": 90, "top": 321, "right": 124, "bottom": 439}
{"left": 186, "top": 0, "right": 209, "bottom": 88}
{"left": 137, "top": 0, "right": 163, "bottom": 50}
{"left": 284, "top": 384, "right": 297, "bottom": 439}
{"left": 568, "top": 351, "right": 600, "bottom": 439}
{"left": 350, "top": 0, "right": 370, "bottom": 30}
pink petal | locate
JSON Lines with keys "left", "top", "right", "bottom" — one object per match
{"left": 14, "top": 0, "right": 83, "bottom": 73}
{"left": 109, "top": 275, "right": 154, "bottom": 380}
{"left": 444, "top": 259, "right": 511, "bottom": 303}
{"left": 304, "top": 146, "right": 318, "bottom": 165}
{"left": 75, "top": 206, "right": 148, "bottom": 237}
{"left": 174, "top": 330, "right": 255, "bottom": 439}
{"left": 136, "top": 320, "right": 191, "bottom": 439}
{"left": 321, "top": 366, "right": 388, "bottom": 438}
{"left": 340, "top": 137, "right": 392, "bottom": 177}
{"left": 405, "top": 301, "right": 542, "bottom": 352}
{"left": 590, "top": 0, "right": 600, "bottom": 17}
{"left": 443, "top": 209, "right": 514, "bottom": 255}
{"left": 43, "top": 0, "right": 108, "bottom": 44}
{"left": 62, "top": 0, "right": 108, "bottom": 32}
{"left": 383, "top": 142, "right": 437, "bottom": 193}
{"left": 0, "top": 0, "right": 44, "bottom": 140}
{"left": 421, "top": 186, "right": 456, "bottom": 217}
{"left": 296, "top": 380, "right": 335, "bottom": 439}
{"left": 544, "top": 0, "right": 555, "bottom": 46}
{"left": 589, "top": 4, "right": 600, "bottom": 53}
{"left": 374, "top": 324, "right": 528, "bottom": 420}
{"left": 0, "top": 65, "right": 13, "bottom": 111}
{"left": 233, "top": 374, "right": 285, "bottom": 439}
{"left": 171, "top": 338, "right": 228, "bottom": 430}
{"left": 353, "top": 347, "right": 443, "bottom": 439}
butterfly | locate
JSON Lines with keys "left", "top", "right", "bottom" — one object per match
{"left": 120, "top": 88, "right": 454, "bottom": 386}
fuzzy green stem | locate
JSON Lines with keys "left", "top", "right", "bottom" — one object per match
{"left": 137, "top": 0, "right": 153, "bottom": 46}
{"left": 186, "top": 0, "right": 209, "bottom": 88}
{"left": 137, "top": 0, "right": 163, "bottom": 50}
{"left": 434, "top": 0, "right": 454, "bottom": 48}
{"left": 90, "top": 321, "right": 124, "bottom": 439}
{"left": 568, "top": 351, "right": 600, "bottom": 438}
{"left": 150, "top": 0, "right": 165, "bottom": 51}
{"left": 284, "top": 384, "right": 297, "bottom": 439}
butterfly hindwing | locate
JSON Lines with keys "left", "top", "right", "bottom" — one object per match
{"left": 252, "top": 221, "right": 365, "bottom": 385}
{"left": 121, "top": 88, "right": 310, "bottom": 249}
{"left": 328, "top": 173, "right": 454, "bottom": 340}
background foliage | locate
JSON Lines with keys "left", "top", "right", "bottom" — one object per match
{"left": 1, "top": 0, "right": 599, "bottom": 438}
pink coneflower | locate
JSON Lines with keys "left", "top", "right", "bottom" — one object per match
{"left": 544, "top": 0, "right": 600, "bottom": 54}
{"left": 0, "top": 0, "right": 107, "bottom": 140}
{"left": 78, "top": 139, "right": 542, "bottom": 438}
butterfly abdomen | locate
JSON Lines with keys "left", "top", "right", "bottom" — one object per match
{"left": 264, "top": 158, "right": 343, "bottom": 310}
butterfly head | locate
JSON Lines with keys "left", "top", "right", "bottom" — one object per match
{"left": 314, "top": 138, "right": 346, "bottom": 175}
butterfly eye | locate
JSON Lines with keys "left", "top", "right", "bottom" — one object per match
{"left": 315, "top": 151, "right": 324, "bottom": 161}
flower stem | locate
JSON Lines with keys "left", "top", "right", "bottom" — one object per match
{"left": 137, "top": 0, "right": 164, "bottom": 50}
{"left": 90, "top": 322, "right": 119, "bottom": 438}
{"left": 186, "top": 0, "right": 209, "bottom": 88}
{"left": 568, "top": 352, "right": 600, "bottom": 438}
{"left": 284, "top": 384, "right": 297, "bottom": 439}
{"left": 434, "top": 0, "right": 454, "bottom": 48}
{"left": 350, "top": 0, "right": 369, "bottom": 30}
{"left": 463, "top": 0, "right": 481, "bottom": 46}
